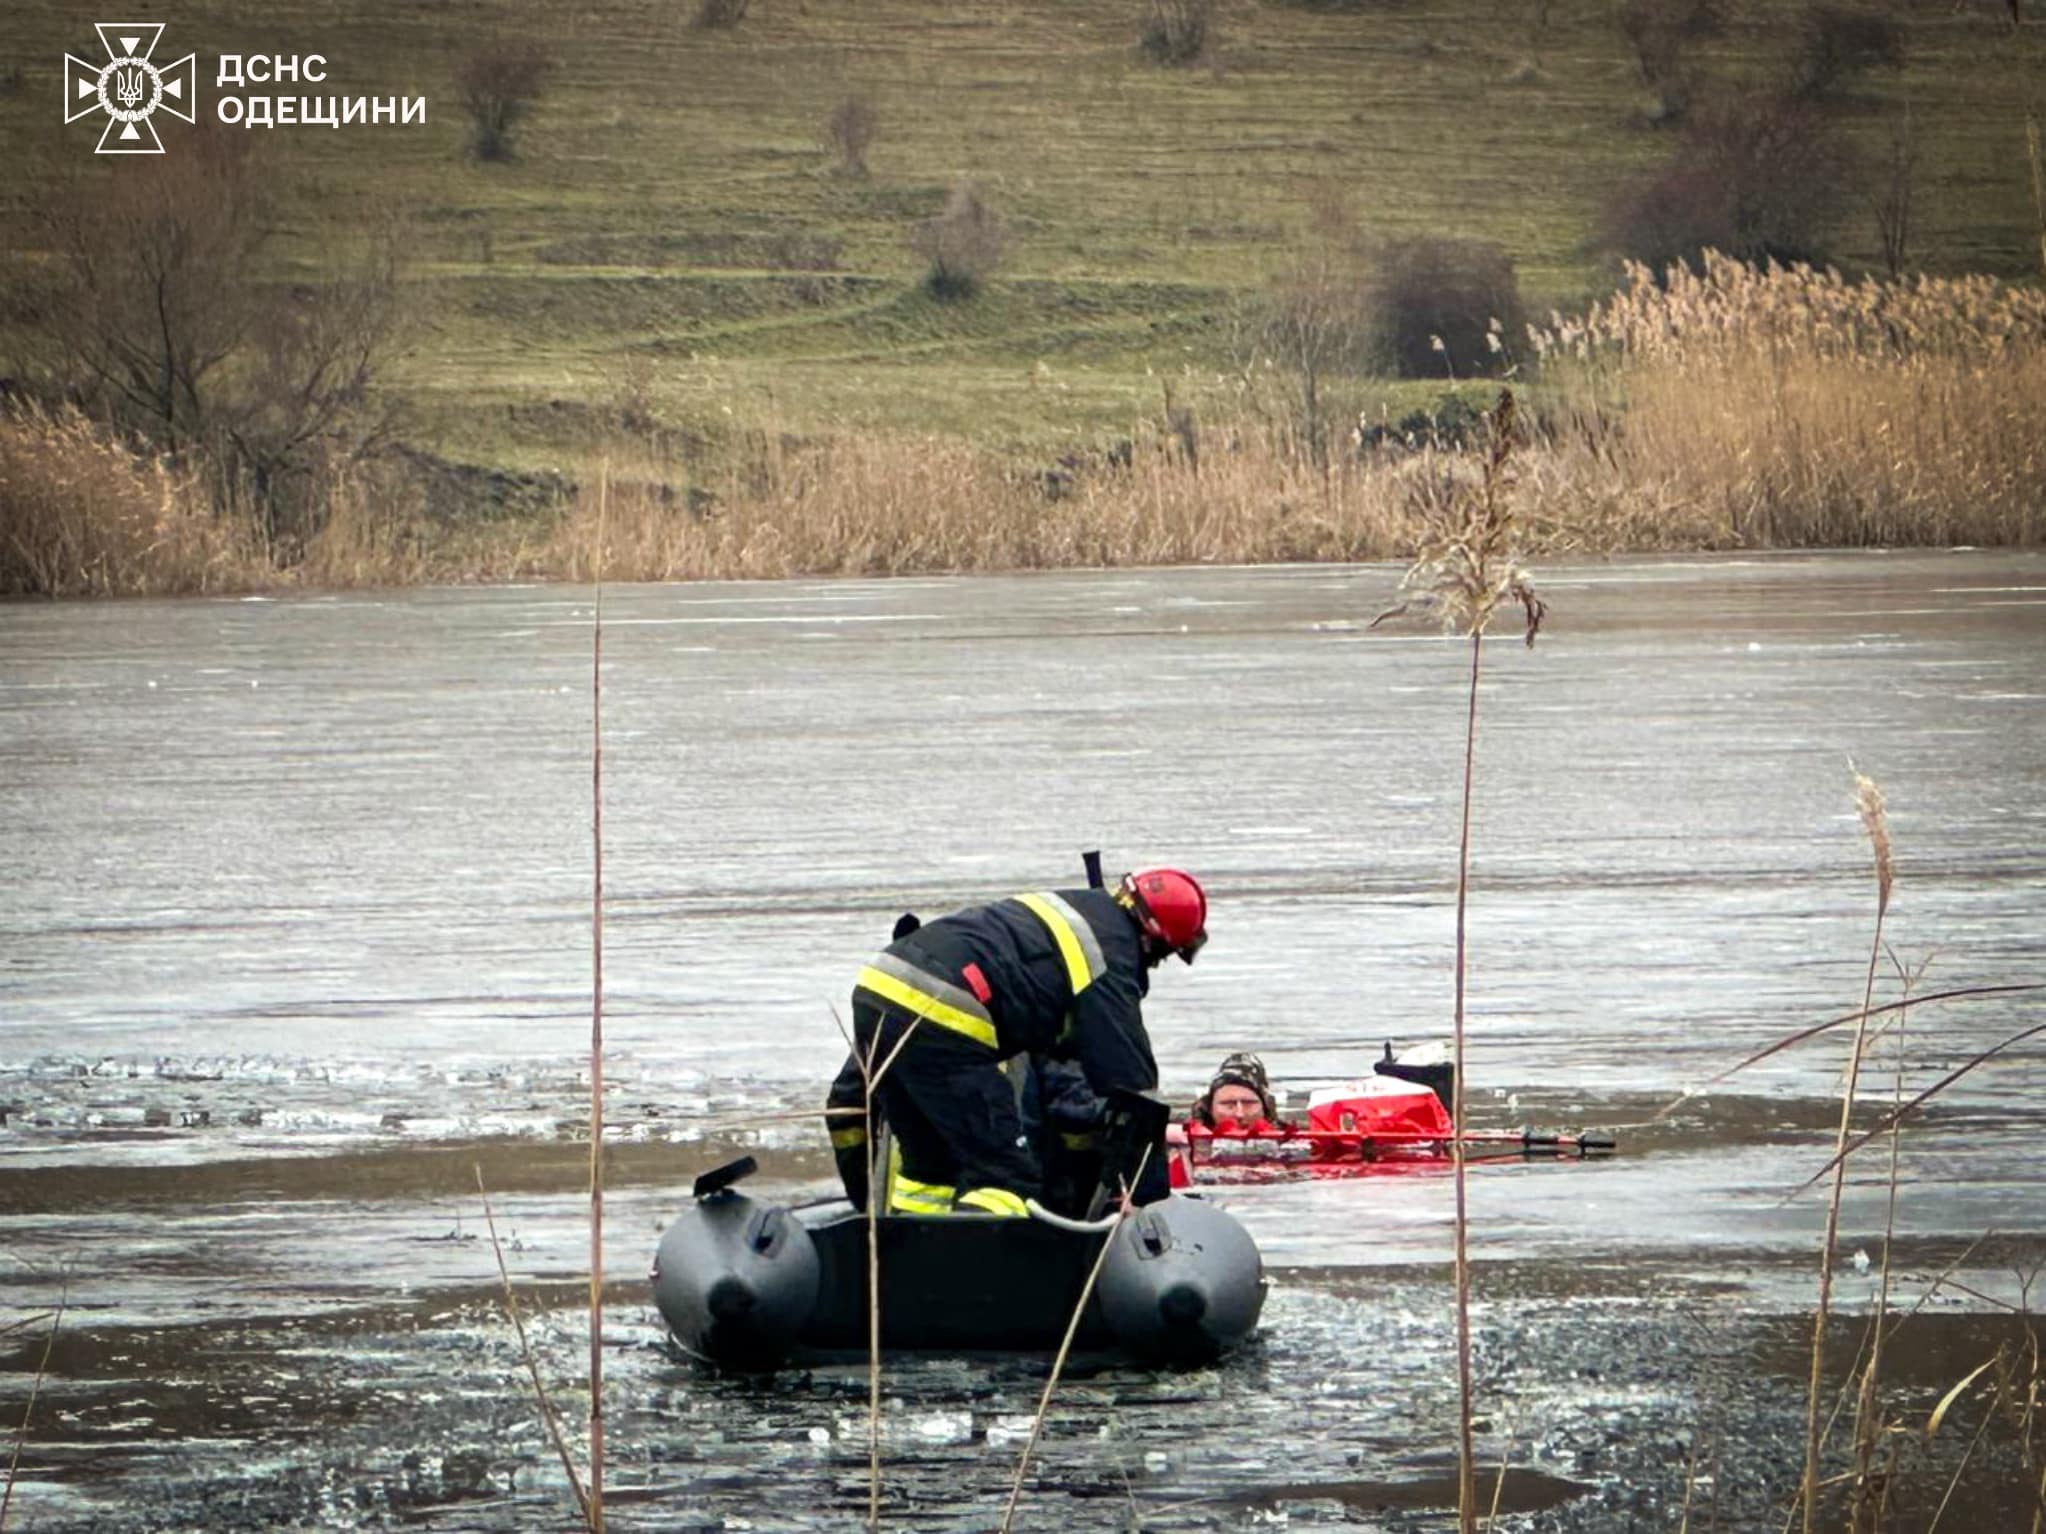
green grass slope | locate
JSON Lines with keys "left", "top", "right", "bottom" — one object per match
{"left": 3, "top": 0, "right": 2040, "bottom": 477}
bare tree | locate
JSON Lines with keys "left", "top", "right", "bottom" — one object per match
{"left": 25, "top": 130, "right": 401, "bottom": 554}
{"left": 1618, "top": 0, "right": 1727, "bottom": 122}
{"left": 912, "top": 181, "right": 1008, "bottom": 299}
{"left": 1601, "top": 91, "right": 1849, "bottom": 270}
{"left": 1789, "top": 6, "right": 1905, "bottom": 101}
{"left": 1253, "top": 188, "right": 1368, "bottom": 468}
{"left": 29, "top": 133, "right": 264, "bottom": 454}
{"left": 1870, "top": 101, "right": 1917, "bottom": 278}
{"left": 824, "top": 93, "right": 879, "bottom": 177}
{"left": 456, "top": 41, "right": 551, "bottom": 162}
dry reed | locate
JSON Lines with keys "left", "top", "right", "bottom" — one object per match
{"left": 476, "top": 1167, "right": 592, "bottom": 1525}
{"left": 825, "top": 999, "right": 929, "bottom": 1531}
{"left": 1800, "top": 768, "right": 1894, "bottom": 1533}
{"left": 1375, "top": 391, "right": 1544, "bottom": 1534}
{"left": 1650, "top": 983, "right": 2044, "bottom": 1119}
{"left": 1849, "top": 949, "right": 1932, "bottom": 1527}
{"left": 587, "top": 469, "right": 607, "bottom": 1534}
{"left": 22, "top": 253, "right": 2046, "bottom": 600}
{"left": 1532, "top": 255, "right": 2046, "bottom": 550}
{"left": 1797, "top": 1018, "right": 2046, "bottom": 1195}
{"left": 998, "top": 1147, "right": 1154, "bottom": 1534}
{"left": 540, "top": 421, "right": 1424, "bottom": 583}
{"left": 0, "top": 406, "right": 261, "bottom": 596}
{"left": 0, "top": 1284, "right": 65, "bottom": 1534}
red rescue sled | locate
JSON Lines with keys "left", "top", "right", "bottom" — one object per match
{"left": 1168, "top": 1052, "right": 1614, "bottom": 1187}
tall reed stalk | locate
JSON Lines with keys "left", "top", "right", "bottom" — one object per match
{"left": 828, "top": 1002, "right": 930, "bottom": 1531}
{"left": 0, "top": 1285, "right": 65, "bottom": 1534}
{"left": 1850, "top": 950, "right": 1927, "bottom": 1524}
{"left": 587, "top": 466, "right": 608, "bottom": 1533}
{"left": 1376, "top": 390, "right": 1544, "bottom": 1534}
{"left": 477, "top": 1166, "right": 592, "bottom": 1523}
{"left": 999, "top": 1149, "right": 1153, "bottom": 1534}
{"left": 1448, "top": 628, "right": 1482, "bottom": 1530}
{"left": 1801, "top": 770, "right": 1894, "bottom": 1534}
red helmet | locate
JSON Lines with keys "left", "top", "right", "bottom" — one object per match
{"left": 1118, "top": 868, "right": 1208, "bottom": 964}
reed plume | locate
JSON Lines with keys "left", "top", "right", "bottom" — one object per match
{"left": 1801, "top": 768, "right": 1894, "bottom": 1534}
{"left": 1375, "top": 389, "right": 1543, "bottom": 1534}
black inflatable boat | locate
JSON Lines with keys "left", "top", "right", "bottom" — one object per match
{"left": 652, "top": 1156, "right": 1265, "bottom": 1370}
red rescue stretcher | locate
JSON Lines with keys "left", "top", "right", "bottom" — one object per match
{"left": 1168, "top": 1071, "right": 1615, "bottom": 1188}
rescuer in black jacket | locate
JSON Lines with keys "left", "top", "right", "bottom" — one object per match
{"left": 825, "top": 868, "right": 1207, "bottom": 1217}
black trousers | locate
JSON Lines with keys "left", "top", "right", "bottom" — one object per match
{"left": 825, "top": 997, "right": 1040, "bottom": 1212}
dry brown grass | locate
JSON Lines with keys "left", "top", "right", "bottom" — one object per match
{"left": 1532, "top": 254, "right": 2046, "bottom": 548}
{"left": 18, "top": 251, "right": 2045, "bottom": 599}
{"left": 540, "top": 425, "right": 1429, "bottom": 582}
{"left": 0, "top": 409, "right": 551, "bottom": 596}
{"left": 0, "top": 406, "right": 263, "bottom": 597}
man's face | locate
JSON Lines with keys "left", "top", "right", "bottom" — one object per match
{"left": 1210, "top": 1085, "right": 1265, "bottom": 1127}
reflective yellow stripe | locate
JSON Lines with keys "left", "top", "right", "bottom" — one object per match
{"left": 830, "top": 1125, "right": 867, "bottom": 1149}
{"left": 855, "top": 964, "right": 998, "bottom": 1048}
{"left": 956, "top": 1187, "right": 1030, "bottom": 1217}
{"left": 889, "top": 1171, "right": 957, "bottom": 1215}
{"left": 1017, "top": 893, "right": 1095, "bottom": 996}
{"left": 1059, "top": 1131, "right": 1099, "bottom": 1152}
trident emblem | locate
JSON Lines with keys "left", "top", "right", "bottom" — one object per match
{"left": 113, "top": 64, "right": 148, "bottom": 111}
{"left": 64, "top": 23, "right": 196, "bottom": 155}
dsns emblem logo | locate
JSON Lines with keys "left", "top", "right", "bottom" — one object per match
{"left": 64, "top": 23, "right": 196, "bottom": 154}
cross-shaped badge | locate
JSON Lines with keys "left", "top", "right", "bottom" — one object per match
{"left": 64, "top": 23, "right": 197, "bottom": 155}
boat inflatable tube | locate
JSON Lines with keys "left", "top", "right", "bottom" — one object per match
{"left": 1098, "top": 1194, "right": 1264, "bottom": 1364}
{"left": 651, "top": 1159, "right": 1264, "bottom": 1369}
{"left": 652, "top": 1185, "right": 820, "bottom": 1370}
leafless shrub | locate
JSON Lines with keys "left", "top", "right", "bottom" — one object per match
{"left": 1364, "top": 236, "right": 1527, "bottom": 379}
{"left": 692, "top": 0, "right": 750, "bottom": 29}
{"left": 824, "top": 93, "right": 878, "bottom": 177}
{"left": 455, "top": 40, "right": 550, "bottom": 162}
{"left": 22, "top": 129, "right": 402, "bottom": 559}
{"left": 1246, "top": 187, "right": 1371, "bottom": 466}
{"left": 1870, "top": 102, "right": 1918, "bottom": 277}
{"left": 911, "top": 181, "right": 1008, "bottom": 300}
{"left": 1790, "top": 6, "right": 1906, "bottom": 100}
{"left": 1600, "top": 93, "right": 1847, "bottom": 271}
{"left": 1617, "top": 0, "right": 1727, "bottom": 122}
{"left": 1139, "top": 0, "right": 1211, "bottom": 65}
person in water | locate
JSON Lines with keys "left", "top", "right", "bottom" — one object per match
{"left": 824, "top": 867, "right": 1207, "bottom": 1217}
{"left": 1188, "top": 1051, "right": 1281, "bottom": 1131}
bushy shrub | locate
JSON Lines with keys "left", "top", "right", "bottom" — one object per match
{"left": 1601, "top": 93, "right": 1846, "bottom": 272}
{"left": 911, "top": 182, "right": 1007, "bottom": 300}
{"left": 692, "top": 0, "right": 749, "bottom": 29}
{"left": 1364, "top": 237, "right": 1528, "bottom": 379}
{"left": 1790, "top": 6, "right": 1906, "bottom": 99}
{"left": 455, "top": 41, "right": 550, "bottom": 162}
{"left": 1139, "top": 0, "right": 1210, "bottom": 65}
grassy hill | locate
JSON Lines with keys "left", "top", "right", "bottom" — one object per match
{"left": 4, "top": 0, "right": 2042, "bottom": 486}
